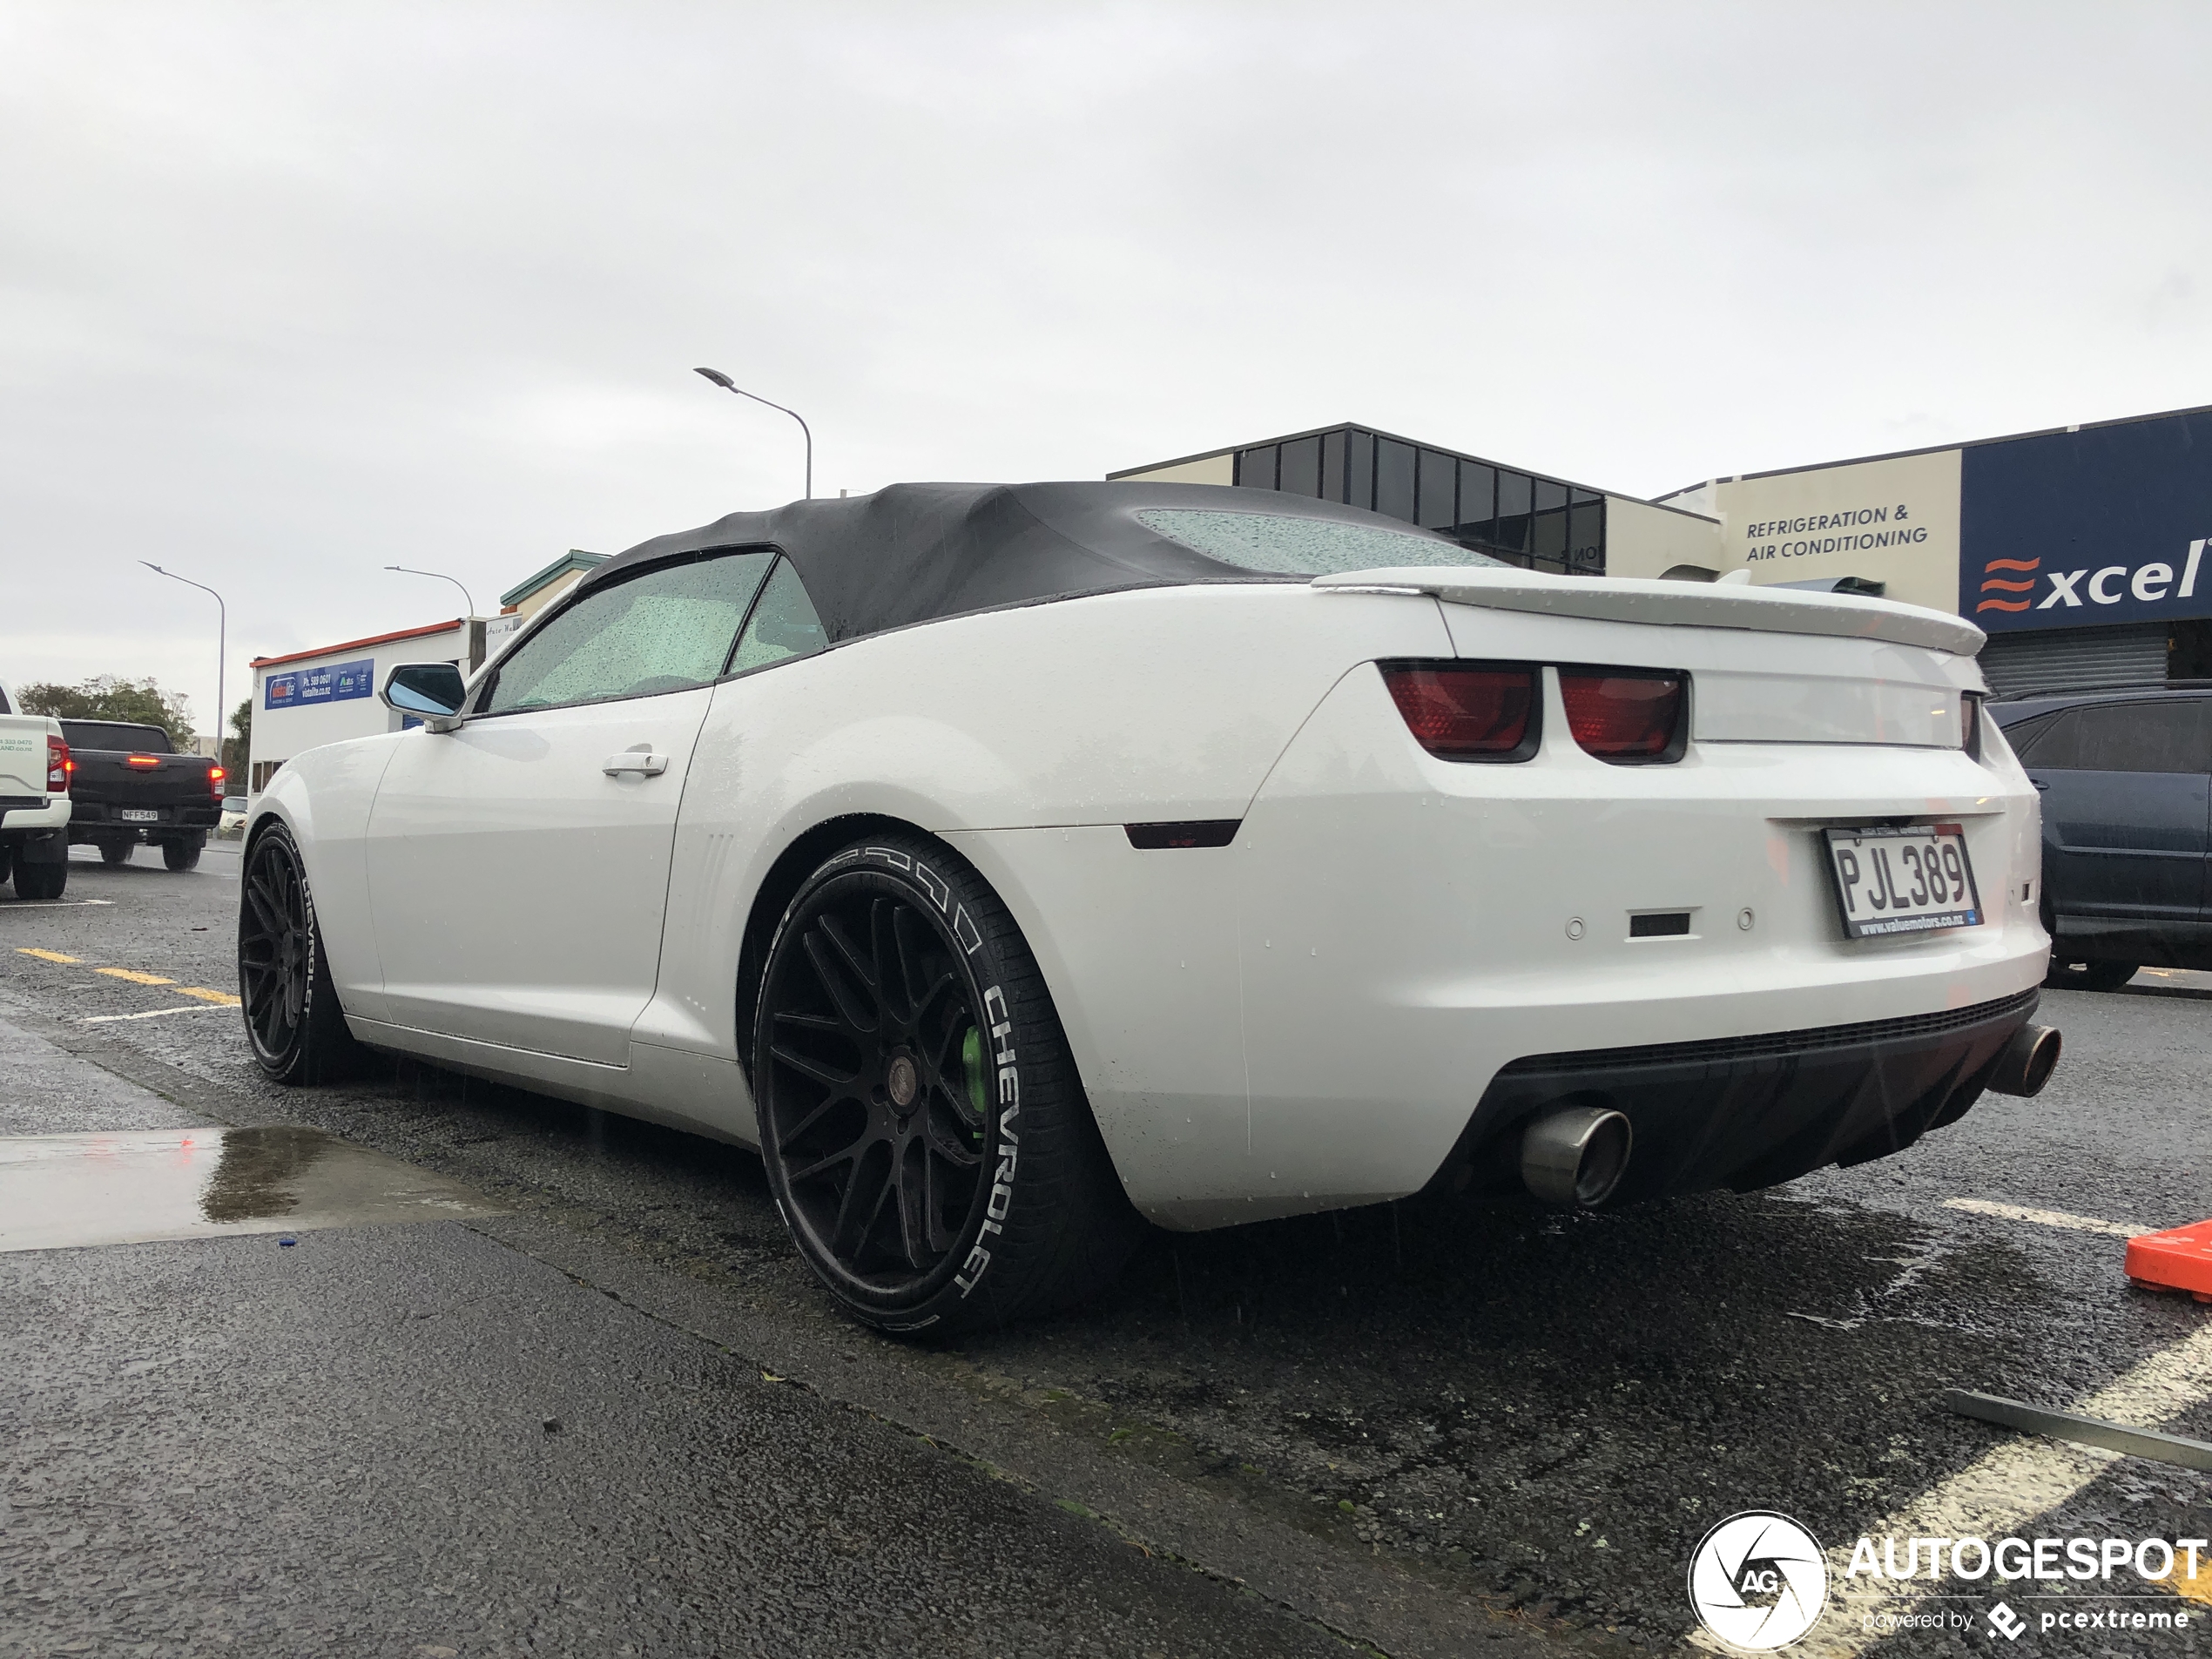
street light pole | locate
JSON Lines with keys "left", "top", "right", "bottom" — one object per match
{"left": 140, "top": 563, "right": 225, "bottom": 763}
{"left": 383, "top": 564, "right": 478, "bottom": 619}
{"left": 693, "top": 367, "right": 812, "bottom": 499}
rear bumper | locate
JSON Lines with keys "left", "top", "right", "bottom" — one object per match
{"left": 1, "top": 799, "right": 71, "bottom": 833}
{"left": 67, "top": 803, "right": 219, "bottom": 838}
{"left": 1437, "top": 988, "right": 2040, "bottom": 1203}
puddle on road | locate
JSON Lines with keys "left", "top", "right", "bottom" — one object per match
{"left": 0, "top": 1125, "right": 502, "bottom": 1251}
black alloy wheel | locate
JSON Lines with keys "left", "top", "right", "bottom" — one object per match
{"left": 238, "top": 824, "right": 364, "bottom": 1083}
{"left": 755, "top": 835, "right": 1138, "bottom": 1335}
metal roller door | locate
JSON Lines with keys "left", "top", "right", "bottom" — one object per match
{"left": 1976, "top": 623, "right": 2168, "bottom": 695}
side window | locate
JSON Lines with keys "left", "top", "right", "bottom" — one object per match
{"left": 2013, "top": 709, "right": 2082, "bottom": 769}
{"left": 727, "top": 558, "right": 828, "bottom": 675}
{"left": 2025, "top": 700, "right": 2212, "bottom": 773}
{"left": 1997, "top": 712, "right": 2059, "bottom": 761}
{"left": 482, "top": 550, "right": 774, "bottom": 716}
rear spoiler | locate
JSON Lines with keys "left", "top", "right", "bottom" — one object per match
{"left": 1312, "top": 566, "right": 1983, "bottom": 656}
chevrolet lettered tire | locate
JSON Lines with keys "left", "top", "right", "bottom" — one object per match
{"left": 238, "top": 822, "right": 369, "bottom": 1084}
{"left": 753, "top": 833, "right": 1139, "bottom": 1337}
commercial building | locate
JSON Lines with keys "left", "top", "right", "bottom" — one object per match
{"left": 1110, "top": 423, "right": 1719, "bottom": 584}
{"left": 1649, "top": 405, "right": 2212, "bottom": 691}
{"left": 246, "top": 618, "right": 475, "bottom": 793}
{"left": 1116, "top": 402, "right": 2212, "bottom": 692}
{"left": 244, "top": 552, "right": 610, "bottom": 799}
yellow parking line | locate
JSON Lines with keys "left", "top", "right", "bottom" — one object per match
{"left": 172, "top": 987, "right": 241, "bottom": 1007}
{"left": 17, "top": 948, "right": 81, "bottom": 964}
{"left": 2169, "top": 1558, "right": 2212, "bottom": 1607}
{"left": 95, "top": 968, "right": 174, "bottom": 986}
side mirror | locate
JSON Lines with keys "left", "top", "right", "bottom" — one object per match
{"left": 381, "top": 663, "right": 469, "bottom": 733}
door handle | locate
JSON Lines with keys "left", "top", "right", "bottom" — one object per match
{"left": 602, "top": 752, "right": 669, "bottom": 777}
{"left": 2032, "top": 779, "right": 2049, "bottom": 791}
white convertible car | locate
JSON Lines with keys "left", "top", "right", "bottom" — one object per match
{"left": 241, "top": 482, "right": 2059, "bottom": 1333}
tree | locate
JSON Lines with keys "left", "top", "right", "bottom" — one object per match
{"left": 225, "top": 698, "right": 252, "bottom": 779}
{"left": 18, "top": 676, "right": 197, "bottom": 749}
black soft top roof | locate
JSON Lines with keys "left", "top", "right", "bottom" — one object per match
{"left": 582, "top": 481, "right": 1447, "bottom": 644}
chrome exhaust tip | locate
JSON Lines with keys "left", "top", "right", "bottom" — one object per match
{"left": 1986, "top": 1023, "right": 2061, "bottom": 1097}
{"left": 1521, "top": 1106, "right": 1634, "bottom": 1208}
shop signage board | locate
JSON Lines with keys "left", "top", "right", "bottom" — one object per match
{"left": 264, "top": 658, "right": 376, "bottom": 711}
{"left": 1960, "top": 409, "right": 2212, "bottom": 633}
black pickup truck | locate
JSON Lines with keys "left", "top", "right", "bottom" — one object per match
{"left": 60, "top": 719, "right": 225, "bottom": 871}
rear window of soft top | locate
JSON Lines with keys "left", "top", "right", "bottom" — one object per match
{"left": 1136, "top": 509, "right": 1510, "bottom": 577}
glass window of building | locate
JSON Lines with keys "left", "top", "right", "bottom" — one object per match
{"left": 1211, "top": 423, "right": 1609, "bottom": 577}
{"left": 1493, "top": 470, "right": 1533, "bottom": 554}
{"left": 1418, "top": 450, "right": 1457, "bottom": 529}
{"left": 1458, "top": 463, "right": 1496, "bottom": 542}
{"left": 1376, "top": 438, "right": 1416, "bottom": 521}
{"left": 1279, "top": 435, "right": 1322, "bottom": 498}
{"left": 1568, "top": 493, "right": 1604, "bottom": 574}
{"left": 1347, "top": 429, "right": 1374, "bottom": 511}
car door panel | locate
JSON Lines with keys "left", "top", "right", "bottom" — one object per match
{"left": 366, "top": 689, "right": 713, "bottom": 1062}
{"left": 2020, "top": 698, "right": 2212, "bottom": 956}
{"left": 361, "top": 549, "right": 779, "bottom": 1065}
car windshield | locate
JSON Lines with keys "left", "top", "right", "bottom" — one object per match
{"left": 1136, "top": 508, "right": 1510, "bottom": 577}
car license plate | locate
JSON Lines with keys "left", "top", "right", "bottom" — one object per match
{"left": 1824, "top": 824, "right": 1981, "bottom": 938}
{"left": 119, "top": 808, "right": 159, "bottom": 823}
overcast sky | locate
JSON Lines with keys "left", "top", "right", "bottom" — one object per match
{"left": 5, "top": 1, "right": 2209, "bottom": 731}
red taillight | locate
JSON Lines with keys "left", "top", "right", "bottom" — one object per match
{"left": 125, "top": 753, "right": 162, "bottom": 768}
{"left": 46, "top": 735, "right": 71, "bottom": 793}
{"left": 1559, "top": 669, "right": 1685, "bottom": 763}
{"left": 1379, "top": 663, "right": 1538, "bottom": 761}
{"left": 209, "top": 765, "right": 227, "bottom": 797}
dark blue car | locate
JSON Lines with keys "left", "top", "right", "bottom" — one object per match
{"left": 1991, "top": 683, "right": 2212, "bottom": 990}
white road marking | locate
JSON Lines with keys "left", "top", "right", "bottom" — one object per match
{"left": 1690, "top": 1323, "right": 2212, "bottom": 1656}
{"left": 1944, "top": 1197, "right": 2143, "bottom": 1238}
{"left": 78, "top": 1004, "right": 229, "bottom": 1024}
{"left": 1, "top": 899, "right": 115, "bottom": 907}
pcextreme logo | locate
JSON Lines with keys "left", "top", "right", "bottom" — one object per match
{"left": 1688, "top": 1512, "right": 1829, "bottom": 1650}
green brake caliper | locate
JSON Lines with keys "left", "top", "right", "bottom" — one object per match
{"left": 960, "top": 1025, "right": 988, "bottom": 1148}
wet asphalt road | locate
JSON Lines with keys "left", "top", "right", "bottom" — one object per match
{"left": 3, "top": 840, "right": 2210, "bottom": 1657}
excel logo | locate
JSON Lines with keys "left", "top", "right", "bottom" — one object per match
{"left": 1973, "top": 538, "right": 2209, "bottom": 617}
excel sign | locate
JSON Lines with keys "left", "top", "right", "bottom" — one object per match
{"left": 264, "top": 658, "right": 376, "bottom": 711}
{"left": 1960, "top": 408, "right": 2212, "bottom": 632}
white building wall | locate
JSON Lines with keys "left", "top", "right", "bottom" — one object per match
{"left": 1601, "top": 496, "right": 1724, "bottom": 579}
{"left": 1111, "top": 452, "right": 1236, "bottom": 486}
{"left": 1657, "top": 449, "right": 1965, "bottom": 613}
